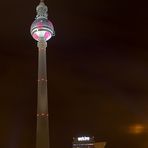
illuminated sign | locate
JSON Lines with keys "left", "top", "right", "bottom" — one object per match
{"left": 78, "top": 137, "right": 90, "bottom": 141}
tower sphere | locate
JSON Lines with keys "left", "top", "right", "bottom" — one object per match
{"left": 30, "top": 1, "right": 55, "bottom": 41}
{"left": 31, "top": 18, "right": 54, "bottom": 41}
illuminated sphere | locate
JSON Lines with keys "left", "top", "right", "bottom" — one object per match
{"left": 30, "top": 18, "right": 54, "bottom": 41}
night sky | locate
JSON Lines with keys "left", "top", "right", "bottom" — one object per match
{"left": 0, "top": 0, "right": 148, "bottom": 148}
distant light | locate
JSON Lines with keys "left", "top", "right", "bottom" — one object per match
{"left": 78, "top": 137, "right": 90, "bottom": 141}
{"left": 129, "top": 124, "right": 144, "bottom": 134}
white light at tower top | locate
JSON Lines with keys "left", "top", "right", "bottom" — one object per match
{"left": 30, "top": 1, "right": 55, "bottom": 41}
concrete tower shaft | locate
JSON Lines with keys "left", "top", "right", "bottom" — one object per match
{"left": 37, "top": 39, "right": 48, "bottom": 114}
{"left": 37, "top": 38, "right": 49, "bottom": 148}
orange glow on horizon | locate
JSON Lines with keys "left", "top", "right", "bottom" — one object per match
{"left": 129, "top": 124, "right": 145, "bottom": 134}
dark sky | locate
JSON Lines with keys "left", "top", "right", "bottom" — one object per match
{"left": 0, "top": 0, "right": 148, "bottom": 148}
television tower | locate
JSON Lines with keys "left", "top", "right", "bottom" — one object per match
{"left": 30, "top": 0, "right": 55, "bottom": 148}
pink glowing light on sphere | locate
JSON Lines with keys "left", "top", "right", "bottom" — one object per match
{"left": 33, "top": 34, "right": 39, "bottom": 40}
{"left": 37, "top": 22, "right": 43, "bottom": 29}
{"left": 44, "top": 32, "right": 51, "bottom": 40}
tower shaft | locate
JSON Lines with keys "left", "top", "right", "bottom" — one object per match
{"left": 37, "top": 38, "right": 49, "bottom": 148}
